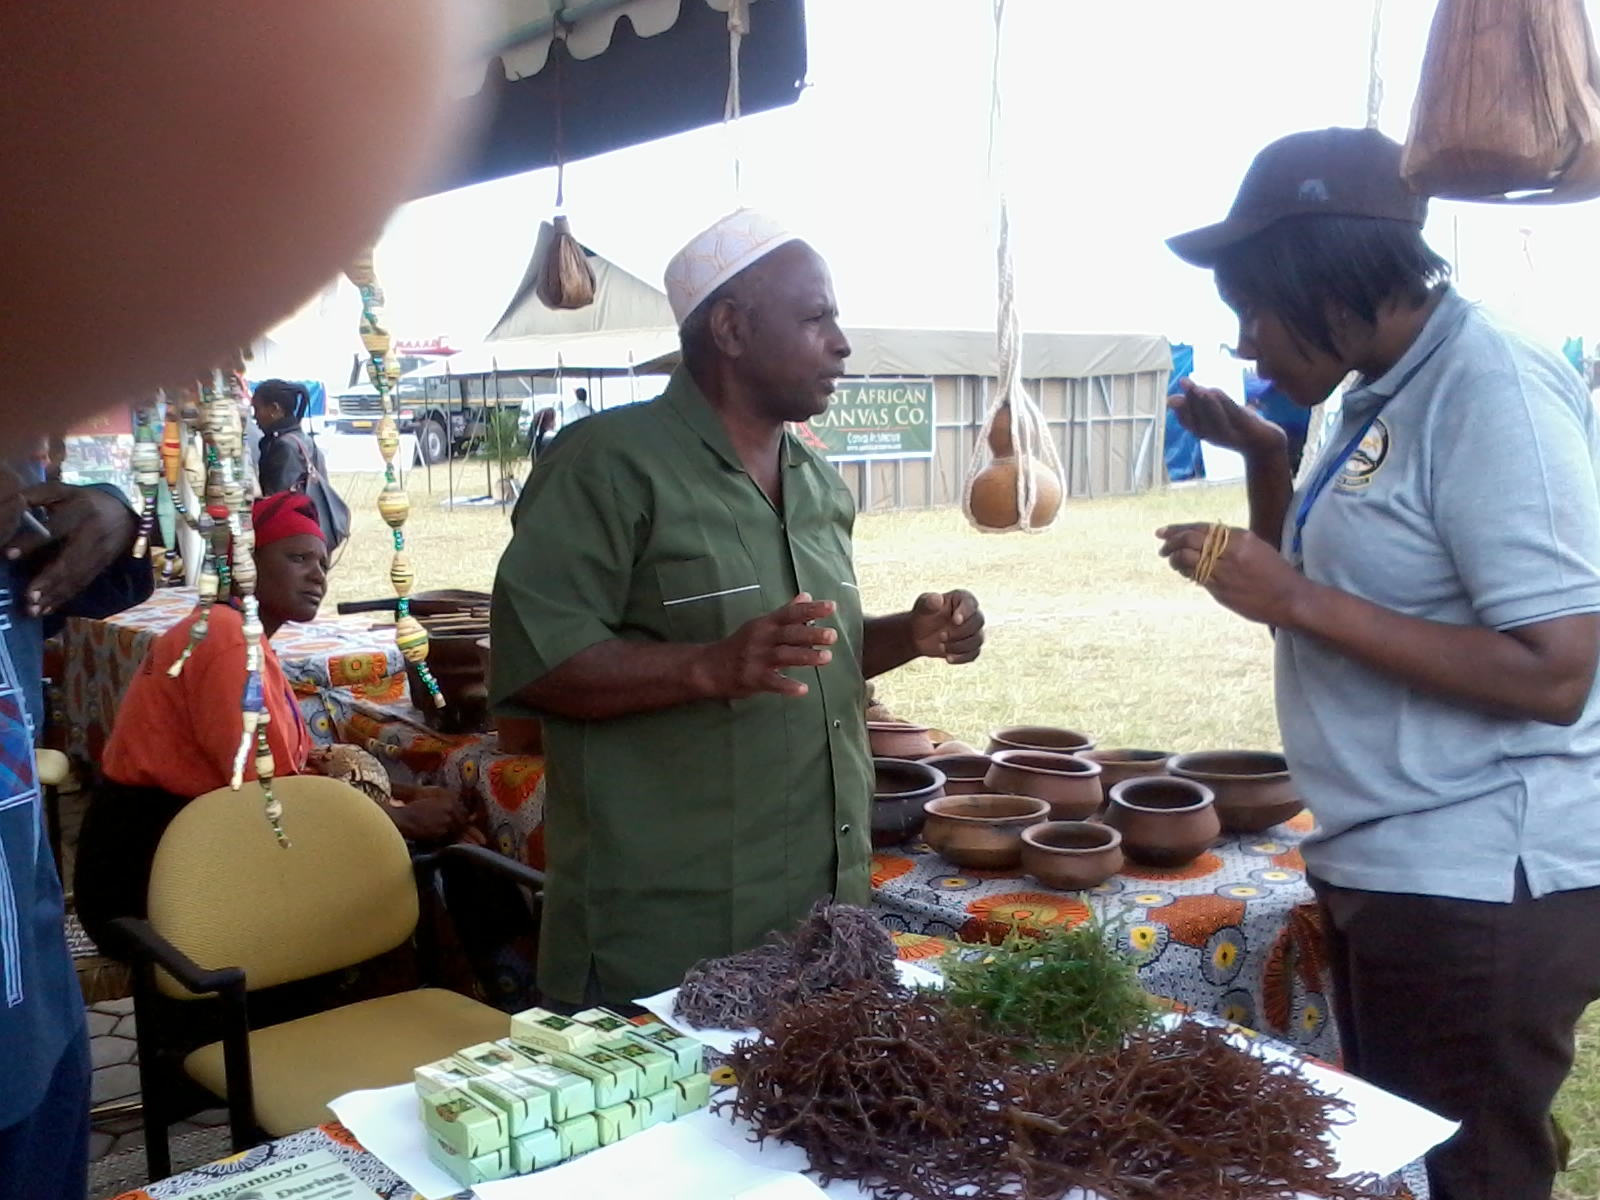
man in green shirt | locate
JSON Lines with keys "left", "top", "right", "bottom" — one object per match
{"left": 490, "top": 210, "right": 985, "bottom": 1009}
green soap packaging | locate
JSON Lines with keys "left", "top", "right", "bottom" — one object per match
{"left": 426, "top": 1135, "right": 512, "bottom": 1186}
{"left": 548, "top": 1048, "right": 634, "bottom": 1108}
{"left": 423, "top": 1089, "right": 508, "bottom": 1159}
{"left": 511, "top": 1127, "right": 563, "bottom": 1174}
{"left": 466, "top": 1070, "right": 553, "bottom": 1138}
{"left": 604, "top": 1038, "right": 673, "bottom": 1096}
{"left": 455, "top": 1041, "right": 543, "bottom": 1075}
{"left": 624, "top": 1025, "right": 704, "bottom": 1080}
{"left": 674, "top": 1072, "right": 712, "bottom": 1117}
{"left": 510, "top": 1007, "right": 602, "bottom": 1055}
{"left": 634, "top": 1090, "right": 675, "bottom": 1129}
{"left": 511, "top": 1059, "right": 595, "bottom": 1121}
{"left": 594, "top": 1100, "right": 642, "bottom": 1146}
{"left": 571, "top": 1007, "right": 638, "bottom": 1038}
{"left": 414, "top": 1059, "right": 481, "bottom": 1098}
{"left": 557, "top": 1113, "right": 600, "bottom": 1160}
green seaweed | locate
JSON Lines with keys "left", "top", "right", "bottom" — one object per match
{"left": 937, "top": 919, "right": 1155, "bottom": 1056}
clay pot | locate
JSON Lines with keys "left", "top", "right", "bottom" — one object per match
{"left": 922, "top": 794, "right": 1052, "bottom": 870}
{"left": 1021, "top": 821, "right": 1125, "bottom": 891}
{"left": 867, "top": 721, "right": 937, "bottom": 760}
{"left": 934, "top": 740, "right": 978, "bottom": 758}
{"left": 871, "top": 758, "right": 945, "bottom": 849}
{"left": 922, "top": 753, "right": 992, "bottom": 796}
{"left": 1080, "top": 749, "right": 1170, "bottom": 805}
{"left": 984, "top": 750, "right": 1103, "bottom": 821}
{"left": 1102, "top": 777, "right": 1221, "bottom": 869}
{"left": 988, "top": 726, "right": 1097, "bottom": 756}
{"left": 968, "top": 457, "right": 1063, "bottom": 530}
{"left": 1167, "top": 751, "right": 1303, "bottom": 833}
{"left": 496, "top": 717, "right": 544, "bottom": 757}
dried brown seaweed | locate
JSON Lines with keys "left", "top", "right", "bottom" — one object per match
{"left": 725, "top": 983, "right": 1385, "bottom": 1200}
{"left": 673, "top": 900, "right": 899, "bottom": 1030}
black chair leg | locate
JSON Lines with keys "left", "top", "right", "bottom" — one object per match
{"left": 218, "top": 979, "right": 259, "bottom": 1152}
{"left": 130, "top": 967, "right": 172, "bottom": 1183}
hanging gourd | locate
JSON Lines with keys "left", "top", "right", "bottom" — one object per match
{"left": 962, "top": 204, "right": 1065, "bottom": 534}
{"left": 962, "top": 1, "right": 1064, "bottom": 534}
{"left": 1402, "top": 0, "right": 1600, "bottom": 202}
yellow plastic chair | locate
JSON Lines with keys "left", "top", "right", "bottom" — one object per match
{"left": 109, "top": 775, "right": 540, "bottom": 1180}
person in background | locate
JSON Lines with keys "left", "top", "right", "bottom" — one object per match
{"left": 1159, "top": 126, "right": 1600, "bottom": 1200}
{"left": 490, "top": 211, "right": 986, "bottom": 1011}
{"left": 76, "top": 494, "right": 468, "bottom": 946}
{"left": 252, "top": 378, "right": 350, "bottom": 552}
{"left": 0, "top": 467, "right": 153, "bottom": 1200}
{"left": 530, "top": 406, "right": 559, "bottom": 464}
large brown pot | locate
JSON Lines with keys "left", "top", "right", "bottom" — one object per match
{"left": 922, "top": 794, "right": 1051, "bottom": 870}
{"left": 987, "top": 726, "right": 1097, "bottom": 756}
{"left": 984, "top": 750, "right": 1102, "bottom": 820}
{"left": 1080, "top": 748, "right": 1170, "bottom": 806}
{"left": 922, "top": 752, "right": 991, "bottom": 796}
{"left": 1167, "top": 751, "right": 1302, "bottom": 834}
{"left": 1102, "top": 777, "right": 1220, "bottom": 869}
{"left": 1020, "top": 821, "right": 1125, "bottom": 891}
{"left": 867, "top": 721, "right": 937, "bottom": 760}
{"left": 872, "top": 758, "right": 945, "bottom": 849}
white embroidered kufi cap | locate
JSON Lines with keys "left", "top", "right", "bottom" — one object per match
{"left": 663, "top": 209, "right": 798, "bottom": 327}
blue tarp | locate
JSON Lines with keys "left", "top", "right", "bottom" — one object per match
{"left": 1164, "top": 343, "right": 1204, "bottom": 482}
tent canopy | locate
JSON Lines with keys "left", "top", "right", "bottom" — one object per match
{"left": 425, "top": 0, "right": 807, "bottom": 195}
{"left": 412, "top": 329, "right": 680, "bottom": 377}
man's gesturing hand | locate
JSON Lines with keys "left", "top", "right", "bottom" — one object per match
{"left": 695, "top": 593, "right": 838, "bottom": 699}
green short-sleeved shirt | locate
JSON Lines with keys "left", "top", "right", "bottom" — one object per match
{"left": 490, "top": 369, "right": 873, "bottom": 1006}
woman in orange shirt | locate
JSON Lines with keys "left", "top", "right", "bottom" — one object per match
{"left": 75, "top": 493, "right": 469, "bottom": 946}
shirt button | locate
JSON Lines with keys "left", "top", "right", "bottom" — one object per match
{"left": 832, "top": 719, "right": 841, "bottom": 729}
{"left": 839, "top": 824, "right": 851, "bottom": 835}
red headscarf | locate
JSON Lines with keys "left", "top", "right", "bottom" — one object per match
{"left": 252, "top": 493, "right": 325, "bottom": 547}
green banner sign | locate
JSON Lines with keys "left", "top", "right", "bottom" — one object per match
{"left": 793, "top": 378, "right": 935, "bottom": 461}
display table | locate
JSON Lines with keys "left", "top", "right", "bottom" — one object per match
{"left": 872, "top": 810, "right": 1338, "bottom": 1062}
{"left": 109, "top": 935, "right": 1434, "bottom": 1200}
{"left": 58, "top": 588, "right": 409, "bottom": 761}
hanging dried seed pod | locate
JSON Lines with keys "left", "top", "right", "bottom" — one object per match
{"left": 533, "top": 216, "right": 597, "bottom": 310}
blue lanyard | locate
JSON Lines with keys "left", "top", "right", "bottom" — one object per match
{"left": 1289, "top": 402, "right": 1390, "bottom": 567}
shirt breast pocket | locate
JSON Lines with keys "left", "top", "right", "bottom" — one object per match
{"left": 655, "top": 556, "right": 766, "bottom": 644}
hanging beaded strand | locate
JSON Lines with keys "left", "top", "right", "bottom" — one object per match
{"left": 168, "top": 378, "right": 224, "bottom": 678}
{"left": 130, "top": 407, "right": 161, "bottom": 559}
{"left": 347, "top": 251, "right": 445, "bottom": 709}
{"left": 158, "top": 402, "right": 188, "bottom": 585}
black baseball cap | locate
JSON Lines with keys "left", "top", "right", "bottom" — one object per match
{"left": 1167, "top": 127, "right": 1429, "bottom": 268}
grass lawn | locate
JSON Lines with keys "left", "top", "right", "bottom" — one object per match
{"left": 327, "top": 468, "right": 1600, "bottom": 1197}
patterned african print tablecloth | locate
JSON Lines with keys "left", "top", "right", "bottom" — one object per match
{"left": 59, "top": 588, "right": 408, "bottom": 761}
{"left": 872, "top": 808, "right": 1341, "bottom": 1064}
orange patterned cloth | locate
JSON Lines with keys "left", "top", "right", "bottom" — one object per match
{"left": 872, "top": 810, "right": 1339, "bottom": 1063}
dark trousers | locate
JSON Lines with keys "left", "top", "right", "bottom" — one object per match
{"left": 0, "top": 1029, "right": 91, "bottom": 1200}
{"left": 1313, "top": 874, "right": 1600, "bottom": 1200}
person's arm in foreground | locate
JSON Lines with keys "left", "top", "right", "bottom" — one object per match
{"left": 4, "top": 481, "right": 152, "bottom": 623}
{"left": 1159, "top": 372, "right": 1600, "bottom": 726}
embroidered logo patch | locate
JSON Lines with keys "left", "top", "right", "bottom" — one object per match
{"left": 1334, "top": 418, "right": 1390, "bottom": 490}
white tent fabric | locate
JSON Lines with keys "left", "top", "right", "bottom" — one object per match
{"left": 412, "top": 329, "right": 680, "bottom": 377}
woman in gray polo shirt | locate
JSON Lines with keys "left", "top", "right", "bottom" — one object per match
{"left": 1160, "top": 127, "right": 1600, "bottom": 1200}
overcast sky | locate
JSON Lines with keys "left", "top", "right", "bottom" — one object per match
{"left": 266, "top": 0, "right": 1600, "bottom": 382}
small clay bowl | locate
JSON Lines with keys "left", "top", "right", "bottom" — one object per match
{"left": 1079, "top": 748, "right": 1169, "bottom": 805}
{"left": 922, "top": 794, "right": 1052, "bottom": 870}
{"left": 1102, "top": 777, "right": 1220, "bottom": 869}
{"left": 868, "top": 721, "right": 938, "bottom": 760}
{"left": 984, "top": 750, "right": 1103, "bottom": 821}
{"left": 987, "top": 725, "right": 1097, "bottom": 756}
{"left": 1021, "top": 821, "right": 1125, "bottom": 891}
{"left": 1168, "top": 751, "right": 1302, "bottom": 833}
{"left": 922, "top": 752, "right": 991, "bottom": 796}
{"left": 871, "top": 758, "right": 946, "bottom": 849}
